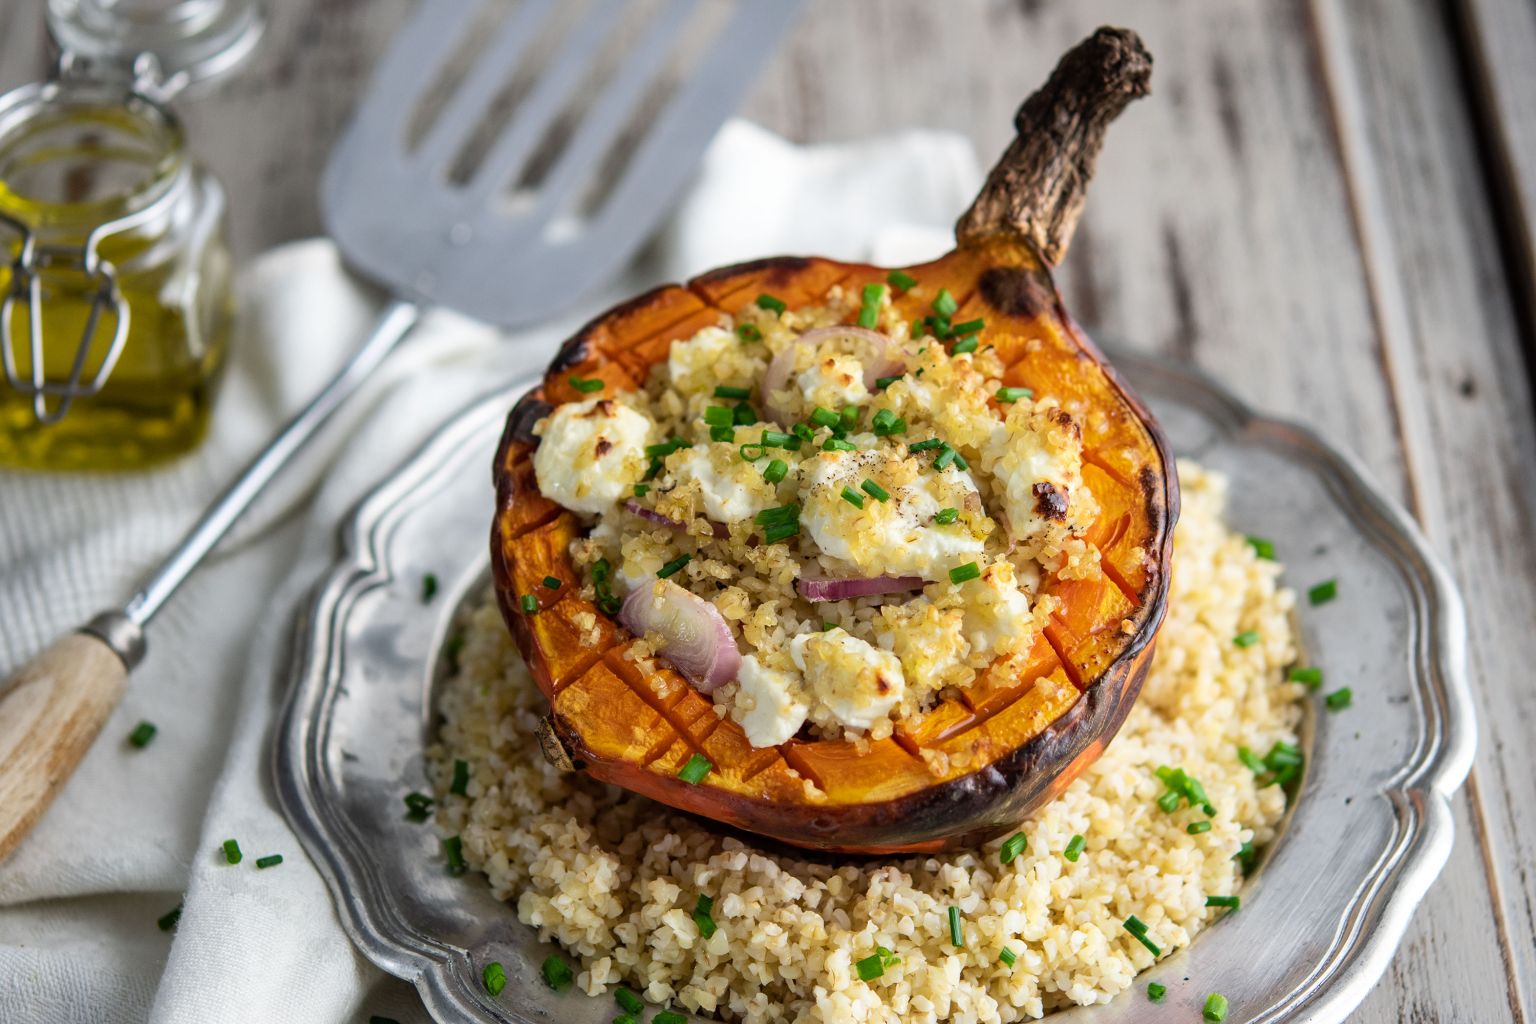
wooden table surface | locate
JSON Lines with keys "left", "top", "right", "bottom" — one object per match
{"left": 4, "top": 1, "right": 1533, "bottom": 1021}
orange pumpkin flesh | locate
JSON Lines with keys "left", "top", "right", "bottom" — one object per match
{"left": 491, "top": 28, "right": 1176, "bottom": 854}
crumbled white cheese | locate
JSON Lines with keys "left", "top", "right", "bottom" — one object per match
{"left": 668, "top": 326, "right": 737, "bottom": 396}
{"left": 670, "top": 442, "right": 785, "bottom": 523}
{"left": 533, "top": 398, "right": 653, "bottom": 515}
{"left": 795, "top": 353, "right": 868, "bottom": 412}
{"left": 731, "top": 655, "right": 809, "bottom": 747}
{"left": 791, "top": 628, "right": 905, "bottom": 732}
{"left": 961, "top": 559, "right": 1036, "bottom": 660}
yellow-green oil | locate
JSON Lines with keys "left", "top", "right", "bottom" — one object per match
{"left": 0, "top": 99, "right": 233, "bottom": 470}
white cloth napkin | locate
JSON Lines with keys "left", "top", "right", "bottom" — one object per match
{"left": 0, "top": 120, "right": 981, "bottom": 1023}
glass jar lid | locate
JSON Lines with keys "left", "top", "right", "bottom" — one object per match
{"left": 46, "top": 0, "right": 265, "bottom": 95}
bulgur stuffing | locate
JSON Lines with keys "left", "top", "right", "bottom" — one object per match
{"left": 429, "top": 463, "right": 1305, "bottom": 1023}
{"left": 532, "top": 283, "right": 1101, "bottom": 746}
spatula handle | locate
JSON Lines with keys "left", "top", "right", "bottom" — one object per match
{"left": 0, "top": 619, "right": 140, "bottom": 861}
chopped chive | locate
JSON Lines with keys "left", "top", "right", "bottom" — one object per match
{"left": 421, "top": 574, "right": 438, "bottom": 602}
{"left": 450, "top": 758, "right": 470, "bottom": 796}
{"left": 1147, "top": 982, "right": 1167, "bottom": 1002}
{"left": 855, "top": 951, "right": 886, "bottom": 982}
{"left": 1246, "top": 535, "right": 1276, "bottom": 560}
{"left": 998, "top": 946, "right": 1018, "bottom": 968}
{"left": 1125, "top": 915, "right": 1149, "bottom": 935}
{"left": 841, "top": 486, "right": 865, "bottom": 509}
{"left": 616, "top": 987, "right": 645, "bottom": 1014}
{"left": 157, "top": 901, "right": 182, "bottom": 932}
{"left": 520, "top": 593, "right": 538, "bottom": 614}
{"left": 714, "top": 385, "right": 752, "bottom": 400}
{"left": 543, "top": 575, "right": 562, "bottom": 590}
{"left": 1124, "top": 920, "right": 1161, "bottom": 956}
{"left": 1206, "top": 895, "right": 1241, "bottom": 909}
{"left": 1187, "top": 820, "right": 1212, "bottom": 835}
{"left": 791, "top": 422, "right": 815, "bottom": 441}
{"left": 736, "top": 323, "right": 762, "bottom": 343}
{"left": 934, "top": 444, "right": 966, "bottom": 470}
{"left": 128, "top": 721, "right": 157, "bottom": 748}
{"left": 887, "top": 269, "right": 917, "bottom": 291}
{"left": 948, "top": 906, "right": 964, "bottom": 947}
{"left": 1157, "top": 790, "right": 1181, "bottom": 813}
{"left": 765, "top": 518, "right": 800, "bottom": 542}
{"left": 1063, "top": 834, "right": 1086, "bottom": 862}
{"left": 950, "top": 336, "right": 979, "bottom": 355}
{"left": 756, "top": 293, "right": 786, "bottom": 315}
{"left": 908, "top": 437, "right": 945, "bottom": 453}
{"left": 995, "top": 386, "right": 1032, "bottom": 403}
{"left": 1233, "top": 630, "right": 1260, "bottom": 648}
{"left": 754, "top": 503, "right": 800, "bottom": 525}
{"left": 657, "top": 554, "right": 691, "bottom": 579}
{"left": 949, "top": 562, "right": 981, "bottom": 585}
{"left": 739, "top": 442, "right": 766, "bottom": 461}
{"left": 861, "top": 479, "right": 890, "bottom": 502}
{"left": 443, "top": 835, "right": 466, "bottom": 876}
{"left": 568, "top": 375, "right": 604, "bottom": 393}
{"left": 840, "top": 405, "right": 862, "bottom": 430}
{"left": 1235, "top": 841, "right": 1256, "bottom": 870}
{"left": 1237, "top": 746, "right": 1267, "bottom": 774}
{"left": 999, "top": 831, "right": 1028, "bottom": 864}
{"left": 403, "top": 791, "right": 434, "bottom": 821}
{"left": 222, "top": 839, "right": 243, "bottom": 864}
{"left": 733, "top": 402, "right": 757, "bottom": 426}
{"left": 1288, "top": 666, "right": 1323, "bottom": 688}
{"left": 760, "top": 429, "right": 795, "bottom": 447}
{"left": 762, "top": 458, "right": 788, "bottom": 484}
{"left": 1309, "top": 579, "right": 1338, "bottom": 605}
{"left": 654, "top": 1013, "right": 687, "bottom": 1024}
{"left": 709, "top": 424, "right": 735, "bottom": 443}
{"left": 1264, "top": 741, "right": 1303, "bottom": 769}
{"left": 1203, "top": 993, "right": 1229, "bottom": 1022}
{"left": 822, "top": 437, "right": 857, "bottom": 451}
{"left": 483, "top": 960, "right": 507, "bottom": 996}
{"left": 643, "top": 457, "right": 663, "bottom": 481}
{"left": 950, "top": 317, "right": 985, "bottom": 336}
{"left": 645, "top": 438, "right": 686, "bottom": 458}
{"left": 255, "top": 854, "right": 284, "bottom": 869}
{"left": 810, "top": 407, "right": 840, "bottom": 429}
{"left": 859, "top": 282, "right": 886, "bottom": 329}
{"left": 541, "top": 954, "right": 573, "bottom": 991}
{"left": 1325, "top": 687, "right": 1353, "bottom": 711}
{"left": 703, "top": 405, "right": 734, "bottom": 427}
{"left": 678, "top": 753, "right": 713, "bottom": 784}
{"left": 933, "top": 289, "right": 958, "bottom": 319}
{"left": 693, "top": 893, "right": 718, "bottom": 939}
{"left": 875, "top": 374, "right": 902, "bottom": 390}
{"left": 934, "top": 507, "right": 959, "bottom": 525}
{"left": 872, "top": 409, "right": 906, "bottom": 437}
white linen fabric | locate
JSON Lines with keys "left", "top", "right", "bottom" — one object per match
{"left": 0, "top": 120, "right": 980, "bottom": 1023}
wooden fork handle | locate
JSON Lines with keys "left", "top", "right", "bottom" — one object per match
{"left": 0, "top": 615, "right": 143, "bottom": 861}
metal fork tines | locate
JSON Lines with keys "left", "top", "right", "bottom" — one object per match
{"left": 325, "top": 0, "right": 802, "bottom": 330}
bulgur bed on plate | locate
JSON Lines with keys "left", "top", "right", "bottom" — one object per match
{"left": 429, "top": 462, "right": 1305, "bottom": 1024}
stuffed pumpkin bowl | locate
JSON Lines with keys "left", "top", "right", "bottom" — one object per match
{"left": 491, "top": 28, "right": 1177, "bottom": 856}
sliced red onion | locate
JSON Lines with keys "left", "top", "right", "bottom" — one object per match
{"left": 761, "top": 326, "right": 896, "bottom": 424}
{"left": 796, "top": 575, "right": 927, "bottom": 602}
{"left": 619, "top": 579, "right": 740, "bottom": 693}
{"left": 624, "top": 499, "right": 728, "bottom": 538}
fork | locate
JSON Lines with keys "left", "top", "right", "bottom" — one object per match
{"left": 0, "top": 0, "right": 803, "bottom": 860}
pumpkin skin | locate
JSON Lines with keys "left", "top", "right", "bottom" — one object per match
{"left": 490, "top": 28, "right": 1176, "bottom": 854}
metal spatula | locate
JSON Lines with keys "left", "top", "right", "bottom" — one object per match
{"left": 0, "top": 0, "right": 802, "bottom": 860}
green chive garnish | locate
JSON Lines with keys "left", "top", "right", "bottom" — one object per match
{"left": 949, "top": 562, "right": 981, "bottom": 585}
{"left": 1288, "top": 665, "right": 1323, "bottom": 687}
{"left": 810, "top": 407, "right": 840, "bottom": 429}
{"left": 255, "top": 854, "right": 284, "bottom": 869}
{"left": 1124, "top": 917, "right": 1161, "bottom": 956}
{"left": 1206, "top": 894, "right": 1240, "bottom": 909}
{"left": 543, "top": 575, "right": 561, "bottom": 590}
{"left": 541, "top": 954, "right": 573, "bottom": 991}
{"left": 654, "top": 1013, "right": 687, "bottom": 1024}
{"left": 859, "top": 282, "right": 885, "bottom": 329}
{"left": 1233, "top": 630, "right": 1260, "bottom": 648}
{"left": 1237, "top": 746, "right": 1267, "bottom": 774}
{"left": 998, "top": 946, "right": 1018, "bottom": 968}
{"left": 1157, "top": 791, "right": 1181, "bottom": 813}
{"left": 1246, "top": 535, "right": 1276, "bottom": 559}
{"left": 951, "top": 317, "right": 985, "bottom": 335}
{"left": 841, "top": 486, "right": 865, "bottom": 509}
{"left": 1063, "top": 834, "right": 1086, "bottom": 862}
{"left": 999, "top": 831, "right": 1028, "bottom": 864}
{"left": 1187, "top": 820, "right": 1212, "bottom": 835}
{"left": 1309, "top": 579, "right": 1338, "bottom": 605}
{"left": 1325, "top": 687, "right": 1353, "bottom": 711}
{"left": 995, "top": 387, "right": 1032, "bottom": 403}
{"left": 520, "top": 594, "right": 538, "bottom": 614}
{"left": 645, "top": 438, "right": 686, "bottom": 458}
{"left": 657, "top": 554, "right": 691, "bottom": 579}
{"left": 483, "top": 960, "right": 507, "bottom": 996}
{"left": 839, "top": 405, "right": 861, "bottom": 430}
{"left": 871, "top": 409, "right": 906, "bottom": 436}
{"left": 709, "top": 424, "right": 735, "bottom": 442}
{"left": 855, "top": 952, "right": 885, "bottom": 982}
{"left": 933, "top": 289, "right": 958, "bottom": 318}
{"left": 908, "top": 437, "right": 944, "bottom": 453}
{"left": 714, "top": 385, "right": 751, "bottom": 400}
{"left": 1203, "top": 993, "right": 1229, "bottom": 1022}
{"left": 568, "top": 375, "right": 603, "bottom": 393}
{"left": 403, "top": 791, "right": 434, "bottom": 821}
{"left": 443, "top": 835, "right": 466, "bottom": 876}
{"left": 733, "top": 402, "right": 757, "bottom": 426}
{"left": 616, "top": 987, "right": 645, "bottom": 1014}
{"left": 761, "top": 429, "right": 795, "bottom": 447}
{"left": 421, "top": 574, "right": 438, "bottom": 602}
{"left": 762, "top": 522, "right": 798, "bottom": 544}
{"left": 450, "top": 758, "right": 470, "bottom": 796}
{"left": 222, "top": 839, "right": 242, "bottom": 864}
{"left": 703, "top": 405, "right": 734, "bottom": 427}
{"left": 128, "top": 721, "right": 157, "bottom": 748}
{"left": 762, "top": 458, "right": 788, "bottom": 484}
{"left": 693, "top": 893, "right": 718, "bottom": 939}
{"left": 822, "top": 437, "right": 856, "bottom": 451}
{"left": 739, "top": 442, "right": 766, "bottom": 461}
{"left": 948, "top": 906, "right": 964, "bottom": 947}
{"left": 678, "top": 753, "right": 713, "bottom": 784}
{"left": 934, "top": 507, "right": 959, "bottom": 525}
{"left": 887, "top": 270, "right": 917, "bottom": 291}
{"left": 736, "top": 323, "right": 762, "bottom": 343}
{"left": 157, "top": 901, "right": 182, "bottom": 932}
{"left": 861, "top": 479, "right": 890, "bottom": 502}
{"left": 1147, "top": 982, "right": 1167, "bottom": 1002}
{"left": 756, "top": 293, "right": 786, "bottom": 315}
{"left": 950, "top": 336, "right": 979, "bottom": 355}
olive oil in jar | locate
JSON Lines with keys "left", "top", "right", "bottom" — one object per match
{"left": 0, "top": 86, "right": 234, "bottom": 470}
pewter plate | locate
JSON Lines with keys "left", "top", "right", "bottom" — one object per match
{"left": 273, "top": 351, "right": 1475, "bottom": 1024}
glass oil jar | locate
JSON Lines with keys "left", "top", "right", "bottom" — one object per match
{"left": 0, "top": 0, "right": 262, "bottom": 470}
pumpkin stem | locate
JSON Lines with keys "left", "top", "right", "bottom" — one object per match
{"left": 956, "top": 26, "right": 1152, "bottom": 265}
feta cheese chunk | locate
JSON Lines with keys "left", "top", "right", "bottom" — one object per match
{"left": 534, "top": 398, "right": 653, "bottom": 515}
{"left": 730, "top": 656, "right": 810, "bottom": 747}
{"left": 800, "top": 448, "right": 988, "bottom": 578}
{"left": 668, "top": 326, "right": 737, "bottom": 396}
{"left": 961, "top": 560, "right": 1036, "bottom": 660}
{"left": 791, "top": 628, "right": 905, "bottom": 732}
{"left": 981, "top": 402, "right": 1094, "bottom": 553}
{"left": 669, "top": 442, "right": 785, "bottom": 523}
{"left": 796, "top": 353, "right": 868, "bottom": 412}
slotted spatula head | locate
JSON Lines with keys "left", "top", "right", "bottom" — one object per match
{"left": 322, "top": 0, "right": 802, "bottom": 330}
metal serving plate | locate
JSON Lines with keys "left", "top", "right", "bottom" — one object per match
{"left": 274, "top": 351, "right": 1475, "bottom": 1024}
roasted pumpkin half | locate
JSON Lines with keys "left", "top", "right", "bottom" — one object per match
{"left": 491, "top": 27, "right": 1176, "bottom": 854}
